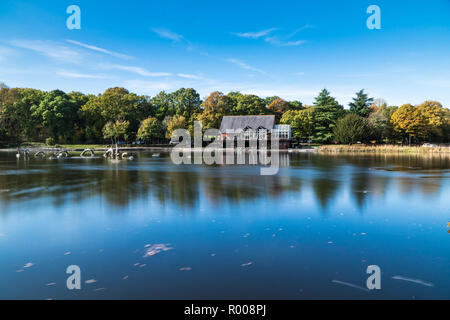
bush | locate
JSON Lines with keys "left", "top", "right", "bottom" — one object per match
{"left": 333, "top": 114, "right": 372, "bottom": 144}
{"left": 45, "top": 137, "right": 56, "bottom": 146}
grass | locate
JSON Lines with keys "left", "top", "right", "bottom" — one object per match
{"left": 318, "top": 144, "right": 450, "bottom": 154}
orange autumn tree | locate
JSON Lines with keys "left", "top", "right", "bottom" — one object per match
{"left": 267, "top": 98, "right": 293, "bottom": 122}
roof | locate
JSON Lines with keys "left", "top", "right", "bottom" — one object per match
{"left": 220, "top": 115, "right": 275, "bottom": 132}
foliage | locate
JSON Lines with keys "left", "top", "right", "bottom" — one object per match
{"left": 137, "top": 117, "right": 164, "bottom": 142}
{"left": 0, "top": 88, "right": 43, "bottom": 143}
{"left": 281, "top": 109, "right": 315, "bottom": 140}
{"left": 267, "top": 98, "right": 293, "bottom": 122}
{"left": 197, "top": 91, "right": 232, "bottom": 130}
{"left": 0, "top": 85, "right": 448, "bottom": 146}
{"left": 81, "top": 87, "right": 150, "bottom": 142}
{"left": 390, "top": 102, "right": 448, "bottom": 142}
{"left": 333, "top": 114, "right": 372, "bottom": 144}
{"left": 312, "top": 89, "right": 345, "bottom": 143}
{"left": 45, "top": 137, "right": 55, "bottom": 146}
{"left": 349, "top": 89, "right": 374, "bottom": 117}
{"left": 31, "top": 90, "right": 79, "bottom": 143}
{"left": 102, "top": 120, "right": 130, "bottom": 144}
{"left": 227, "top": 92, "right": 268, "bottom": 115}
{"left": 368, "top": 105, "right": 397, "bottom": 143}
{"left": 165, "top": 115, "right": 188, "bottom": 139}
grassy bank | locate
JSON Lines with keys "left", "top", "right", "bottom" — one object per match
{"left": 318, "top": 144, "right": 450, "bottom": 154}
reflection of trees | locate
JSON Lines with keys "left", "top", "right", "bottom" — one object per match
{"left": 0, "top": 152, "right": 447, "bottom": 215}
{"left": 337, "top": 153, "right": 447, "bottom": 209}
{"left": 351, "top": 172, "right": 371, "bottom": 209}
{"left": 202, "top": 172, "right": 302, "bottom": 204}
{"left": 312, "top": 178, "right": 340, "bottom": 211}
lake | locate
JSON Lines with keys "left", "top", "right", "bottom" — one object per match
{"left": 0, "top": 151, "right": 449, "bottom": 299}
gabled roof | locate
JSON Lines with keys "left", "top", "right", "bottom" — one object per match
{"left": 220, "top": 115, "right": 275, "bottom": 132}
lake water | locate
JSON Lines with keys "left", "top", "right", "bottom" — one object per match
{"left": 0, "top": 151, "right": 449, "bottom": 299}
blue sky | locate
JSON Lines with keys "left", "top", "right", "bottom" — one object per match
{"left": 1, "top": 0, "right": 450, "bottom": 107}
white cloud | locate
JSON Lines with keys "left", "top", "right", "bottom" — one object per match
{"left": 176, "top": 73, "right": 202, "bottom": 80}
{"left": 227, "top": 58, "right": 265, "bottom": 74}
{"left": 57, "top": 71, "right": 107, "bottom": 79}
{"left": 105, "top": 64, "right": 172, "bottom": 77}
{"left": 234, "top": 25, "right": 310, "bottom": 47}
{"left": 66, "top": 40, "right": 132, "bottom": 60}
{"left": 8, "top": 40, "right": 82, "bottom": 63}
{"left": 337, "top": 73, "right": 379, "bottom": 78}
{"left": 265, "top": 37, "right": 306, "bottom": 47}
{"left": 234, "top": 28, "right": 277, "bottom": 39}
{"left": 151, "top": 28, "right": 183, "bottom": 42}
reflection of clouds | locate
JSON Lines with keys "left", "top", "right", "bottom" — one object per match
{"left": 0, "top": 153, "right": 448, "bottom": 215}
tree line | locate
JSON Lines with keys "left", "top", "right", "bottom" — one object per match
{"left": 0, "top": 82, "right": 448, "bottom": 146}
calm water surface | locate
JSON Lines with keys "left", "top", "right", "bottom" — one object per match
{"left": 0, "top": 151, "right": 449, "bottom": 299}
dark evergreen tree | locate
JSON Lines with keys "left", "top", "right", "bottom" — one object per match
{"left": 312, "top": 89, "right": 344, "bottom": 143}
{"left": 349, "top": 89, "right": 374, "bottom": 117}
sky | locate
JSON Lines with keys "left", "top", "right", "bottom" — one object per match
{"left": 1, "top": 0, "right": 450, "bottom": 107}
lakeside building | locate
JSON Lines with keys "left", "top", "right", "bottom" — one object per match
{"left": 219, "top": 115, "right": 291, "bottom": 149}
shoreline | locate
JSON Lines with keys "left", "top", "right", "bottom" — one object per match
{"left": 318, "top": 144, "right": 450, "bottom": 154}
{"left": 2, "top": 144, "right": 450, "bottom": 155}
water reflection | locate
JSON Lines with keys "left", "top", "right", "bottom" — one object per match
{"left": 0, "top": 152, "right": 449, "bottom": 214}
{"left": 1, "top": 151, "right": 449, "bottom": 300}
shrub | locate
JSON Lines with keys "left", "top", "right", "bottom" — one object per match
{"left": 333, "top": 114, "right": 372, "bottom": 144}
{"left": 45, "top": 137, "right": 56, "bottom": 146}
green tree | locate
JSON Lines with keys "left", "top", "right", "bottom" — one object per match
{"left": 227, "top": 92, "right": 268, "bottom": 115}
{"left": 151, "top": 91, "right": 173, "bottom": 121}
{"left": 31, "top": 90, "right": 78, "bottom": 143}
{"left": 103, "top": 120, "right": 129, "bottom": 144}
{"left": 137, "top": 117, "right": 164, "bottom": 143}
{"left": 312, "top": 89, "right": 344, "bottom": 143}
{"left": 165, "top": 115, "right": 188, "bottom": 139}
{"left": 349, "top": 89, "right": 374, "bottom": 117}
{"left": 288, "top": 100, "right": 303, "bottom": 110}
{"left": 171, "top": 88, "right": 201, "bottom": 119}
{"left": 333, "top": 114, "right": 372, "bottom": 144}
{"left": 281, "top": 109, "right": 315, "bottom": 141}
{"left": 368, "top": 105, "right": 397, "bottom": 143}
{"left": 1, "top": 88, "right": 44, "bottom": 144}
{"left": 198, "top": 91, "right": 232, "bottom": 130}
{"left": 81, "top": 87, "right": 150, "bottom": 142}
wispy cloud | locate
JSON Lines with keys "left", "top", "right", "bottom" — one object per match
{"left": 8, "top": 40, "right": 81, "bottom": 63}
{"left": 234, "top": 28, "right": 276, "bottom": 39}
{"left": 227, "top": 58, "right": 265, "bottom": 74}
{"left": 176, "top": 73, "right": 202, "bottom": 80}
{"left": 151, "top": 28, "right": 183, "bottom": 42}
{"left": 337, "top": 73, "right": 379, "bottom": 78}
{"left": 66, "top": 40, "right": 132, "bottom": 60}
{"left": 106, "top": 64, "right": 172, "bottom": 77}
{"left": 233, "top": 25, "right": 311, "bottom": 47}
{"left": 57, "top": 71, "right": 107, "bottom": 79}
{"left": 264, "top": 37, "right": 306, "bottom": 47}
